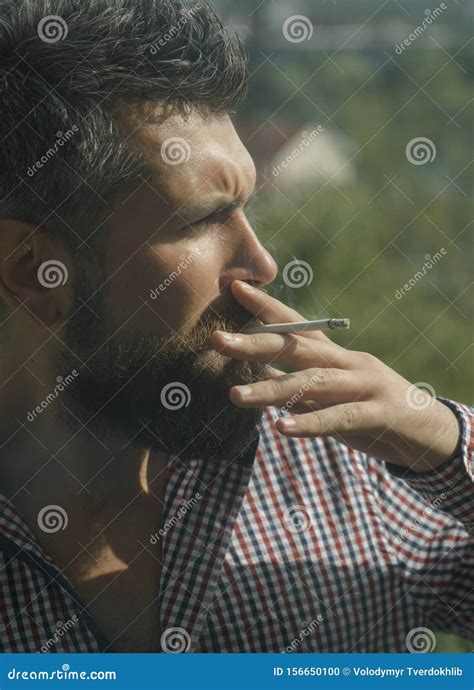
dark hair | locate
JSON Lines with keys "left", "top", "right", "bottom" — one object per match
{"left": 0, "top": 0, "right": 247, "bottom": 253}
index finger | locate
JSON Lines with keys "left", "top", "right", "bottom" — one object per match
{"left": 231, "top": 279, "right": 333, "bottom": 343}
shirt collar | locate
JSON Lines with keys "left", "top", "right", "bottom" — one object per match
{"left": 0, "top": 494, "right": 56, "bottom": 565}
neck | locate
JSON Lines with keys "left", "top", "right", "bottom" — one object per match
{"left": 0, "top": 396, "right": 169, "bottom": 564}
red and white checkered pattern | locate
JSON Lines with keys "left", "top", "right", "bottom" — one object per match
{"left": 1, "top": 396, "right": 472, "bottom": 652}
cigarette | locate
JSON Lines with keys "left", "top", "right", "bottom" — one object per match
{"left": 240, "top": 318, "right": 350, "bottom": 335}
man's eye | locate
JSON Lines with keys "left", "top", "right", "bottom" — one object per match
{"left": 191, "top": 210, "right": 229, "bottom": 229}
{"left": 175, "top": 216, "right": 216, "bottom": 234}
{"left": 192, "top": 216, "right": 217, "bottom": 228}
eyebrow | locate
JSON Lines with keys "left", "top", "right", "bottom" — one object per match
{"left": 178, "top": 186, "right": 258, "bottom": 222}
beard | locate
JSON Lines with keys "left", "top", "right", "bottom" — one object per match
{"left": 56, "top": 260, "right": 269, "bottom": 465}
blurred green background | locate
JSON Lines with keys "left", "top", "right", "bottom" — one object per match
{"left": 216, "top": 0, "right": 473, "bottom": 652}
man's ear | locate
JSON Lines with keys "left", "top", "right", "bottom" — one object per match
{"left": 0, "top": 219, "right": 71, "bottom": 329}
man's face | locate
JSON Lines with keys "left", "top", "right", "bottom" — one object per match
{"left": 57, "top": 108, "right": 278, "bottom": 464}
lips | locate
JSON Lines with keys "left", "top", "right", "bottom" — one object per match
{"left": 237, "top": 318, "right": 262, "bottom": 333}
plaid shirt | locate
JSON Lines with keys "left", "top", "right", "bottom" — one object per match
{"left": 1, "top": 396, "right": 473, "bottom": 653}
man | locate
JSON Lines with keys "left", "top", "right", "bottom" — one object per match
{"left": 0, "top": 0, "right": 472, "bottom": 654}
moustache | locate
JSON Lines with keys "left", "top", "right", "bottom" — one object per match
{"left": 199, "top": 304, "right": 263, "bottom": 337}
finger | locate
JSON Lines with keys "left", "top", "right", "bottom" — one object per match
{"left": 229, "top": 368, "right": 361, "bottom": 407}
{"left": 276, "top": 401, "right": 380, "bottom": 437}
{"left": 231, "top": 279, "right": 333, "bottom": 343}
{"left": 269, "top": 404, "right": 320, "bottom": 426}
{"left": 265, "top": 367, "right": 337, "bottom": 410}
{"left": 211, "top": 330, "right": 350, "bottom": 370}
{"left": 266, "top": 365, "right": 287, "bottom": 378}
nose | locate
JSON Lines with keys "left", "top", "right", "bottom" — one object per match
{"left": 221, "top": 216, "right": 278, "bottom": 291}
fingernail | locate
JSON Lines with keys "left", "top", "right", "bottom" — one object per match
{"left": 236, "top": 385, "right": 253, "bottom": 399}
{"left": 238, "top": 281, "right": 254, "bottom": 291}
{"left": 280, "top": 418, "right": 296, "bottom": 429}
{"left": 220, "top": 333, "right": 236, "bottom": 342}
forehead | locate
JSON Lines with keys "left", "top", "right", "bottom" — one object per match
{"left": 120, "top": 105, "right": 256, "bottom": 205}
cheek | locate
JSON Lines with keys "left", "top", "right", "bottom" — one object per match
{"left": 105, "top": 241, "right": 222, "bottom": 334}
